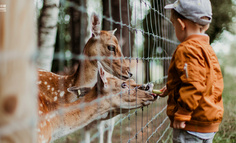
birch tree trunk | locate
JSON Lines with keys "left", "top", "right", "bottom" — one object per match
{"left": 0, "top": 0, "right": 37, "bottom": 142}
{"left": 37, "top": 0, "right": 60, "bottom": 71}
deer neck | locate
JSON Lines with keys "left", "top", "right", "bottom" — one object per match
{"left": 73, "top": 59, "right": 98, "bottom": 87}
{"left": 49, "top": 91, "right": 112, "bottom": 141}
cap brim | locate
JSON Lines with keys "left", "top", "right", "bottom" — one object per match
{"left": 164, "top": 4, "right": 175, "bottom": 9}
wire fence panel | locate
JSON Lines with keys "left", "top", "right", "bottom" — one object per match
{"left": 38, "top": 0, "right": 178, "bottom": 143}
{"left": 1, "top": 0, "right": 177, "bottom": 142}
{"left": 46, "top": 0, "right": 178, "bottom": 142}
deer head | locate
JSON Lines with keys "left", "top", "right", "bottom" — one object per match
{"left": 69, "top": 62, "right": 155, "bottom": 109}
{"left": 83, "top": 13, "right": 132, "bottom": 79}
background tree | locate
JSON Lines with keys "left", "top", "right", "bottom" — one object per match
{"left": 207, "top": 0, "right": 236, "bottom": 43}
{"left": 69, "top": 0, "right": 88, "bottom": 66}
{"left": 37, "top": 0, "right": 60, "bottom": 71}
{"left": 51, "top": 0, "right": 88, "bottom": 73}
{"left": 102, "top": 0, "right": 134, "bottom": 57}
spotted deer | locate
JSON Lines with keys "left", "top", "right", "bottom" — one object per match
{"left": 37, "top": 13, "right": 132, "bottom": 105}
{"left": 37, "top": 62, "right": 156, "bottom": 143}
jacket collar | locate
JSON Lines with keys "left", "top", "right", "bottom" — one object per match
{"left": 184, "top": 34, "right": 210, "bottom": 44}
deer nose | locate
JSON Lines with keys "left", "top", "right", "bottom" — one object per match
{"left": 128, "top": 71, "right": 133, "bottom": 77}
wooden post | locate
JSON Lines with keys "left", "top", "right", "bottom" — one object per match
{"left": 0, "top": 0, "right": 37, "bottom": 142}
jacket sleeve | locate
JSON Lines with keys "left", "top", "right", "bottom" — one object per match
{"left": 174, "top": 44, "right": 207, "bottom": 122}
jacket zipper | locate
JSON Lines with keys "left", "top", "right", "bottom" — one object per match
{"left": 184, "top": 63, "right": 188, "bottom": 78}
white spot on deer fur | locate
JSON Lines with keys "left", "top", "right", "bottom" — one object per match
{"left": 55, "top": 92, "right": 58, "bottom": 95}
{"left": 37, "top": 81, "right": 42, "bottom": 84}
{"left": 49, "top": 113, "right": 56, "bottom": 119}
{"left": 39, "top": 74, "right": 42, "bottom": 76}
{"left": 54, "top": 96, "right": 57, "bottom": 101}
{"left": 51, "top": 88, "right": 54, "bottom": 91}
{"left": 41, "top": 122, "right": 46, "bottom": 127}
{"left": 47, "top": 85, "right": 51, "bottom": 90}
{"left": 39, "top": 110, "right": 43, "bottom": 115}
{"left": 44, "top": 81, "right": 47, "bottom": 85}
{"left": 40, "top": 104, "right": 43, "bottom": 107}
{"left": 60, "top": 91, "right": 65, "bottom": 97}
{"left": 58, "top": 77, "right": 61, "bottom": 80}
{"left": 69, "top": 83, "right": 72, "bottom": 87}
{"left": 49, "top": 77, "right": 52, "bottom": 80}
{"left": 39, "top": 69, "right": 46, "bottom": 72}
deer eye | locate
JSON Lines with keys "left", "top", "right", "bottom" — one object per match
{"left": 121, "top": 82, "right": 127, "bottom": 88}
{"left": 107, "top": 45, "right": 115, "bottom": 51}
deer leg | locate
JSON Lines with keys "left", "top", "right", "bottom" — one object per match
{"left": 98, "top": 121, "right": 105, "bottom": 143}
{"left": 85, "top": 127, "right": 91, "bottom": 143}
{"left": 106, "top": 117, "right": 116, "bottom": 143}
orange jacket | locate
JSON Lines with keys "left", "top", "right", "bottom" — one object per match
{"left": 167, "top": 34, "right": 224, "bottom": 133}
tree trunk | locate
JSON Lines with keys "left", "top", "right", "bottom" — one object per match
{"left": 37, "top": 0, "right": 60, "bottom": 71}
{"left": 0, "top": 0, "right": 37, "bottom": 142}
{"left": 69, "top": 0, "right": 88, "bottom": 66}
{"left": 102, "top": 0, "right": 133, "bottom": 57}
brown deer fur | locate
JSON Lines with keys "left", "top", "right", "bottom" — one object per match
{"left": 37, "top": 62, "right": 155, "bottom": 143}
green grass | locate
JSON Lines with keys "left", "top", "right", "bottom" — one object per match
{"left": 213, "top": 73, "right": 236, "bottom": 143}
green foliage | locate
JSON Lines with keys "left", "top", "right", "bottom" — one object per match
{"left": 225, "top": 42, "right": 236, "bottom": 66}
{"left": 213, "top": 40, "right": 236, "bottom": 142}
{"left": 207, "top": 0, "right": 236, "bottom": 43}
{"left": 213, "top": 73, "right": 236, "bottom": 142}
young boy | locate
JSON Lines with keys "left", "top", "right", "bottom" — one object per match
{"left": 159, "top": 0, "right": 224, "bottom": 142}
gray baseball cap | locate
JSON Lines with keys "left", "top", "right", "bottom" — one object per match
{"left": 165, "top": 0, "right": 212, "bottom": 25}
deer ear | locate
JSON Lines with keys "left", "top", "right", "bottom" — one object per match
{"left": 97, "top": 61, "right": 108, "bottom": 89}
{"left": 109, "top": 28, "right": 117, "bottom": 35}
{"left": 91, "top": 12, "right": 101, "bottom": 37}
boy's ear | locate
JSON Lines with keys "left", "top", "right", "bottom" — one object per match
{"left": 202, "top": 24, "right": 210, "bottom": 33}
{"left": 177, "top": 18, "right": 186, "bottom": 30}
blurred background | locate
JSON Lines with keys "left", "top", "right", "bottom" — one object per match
{"left": 0, "top": 0, "right": 235, "bottom": 142}
{"left": 36, "top": 0, "right": 236, "bottom": 142}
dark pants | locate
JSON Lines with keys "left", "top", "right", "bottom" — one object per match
{"left": 172, "top": 129, "right": 214, "bottom": 143}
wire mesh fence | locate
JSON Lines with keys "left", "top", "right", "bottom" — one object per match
{"left": 1, "top": 0, "right": 178, "bottom": 142}
{"left": 48, "top": 0, "right": 177, "bottom": 142}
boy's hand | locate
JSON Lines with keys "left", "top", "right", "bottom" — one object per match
{"left": 173, "top": 120, "right": 186, "bottom": 129}
{"left": 158, "top": 86, "right": 168, "bottom": 97}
